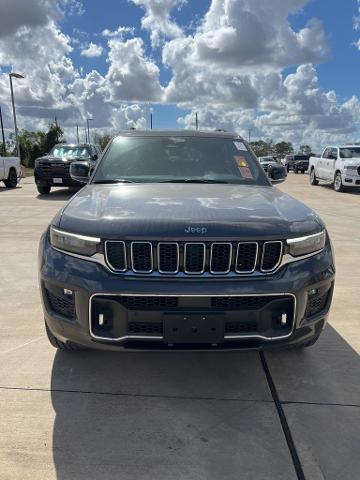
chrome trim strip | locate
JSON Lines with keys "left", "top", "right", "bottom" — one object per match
{"left": 260, "top": 241, "right": 283, "bottom": 273}
{"left": 210, "top": 242, "right": 232, "bottom": 274}
{"left": 51, "top": 226, "right": 100, "bottom": 243}
{"left": 184, "top": 242, "right": 206, "bottom": 274}
{"left": 104, "top": 240, "right": 127, "bottom": 272}
{"left": 88, "top": 292, "right": 296, "bottom": 342}
{"left": 157, "top": 242, "right": 179, "bottom": 274}
{"left": 287, "top": 230, "right": 325, "bottom": 244}
{"left": 235, "top": 242, "right": 258, "bottom": 274}
{"left": 131, "top": 241, "right": 153, "bottom": 273}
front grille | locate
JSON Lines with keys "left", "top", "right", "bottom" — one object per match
{"left": 128, "top": 322, "right": 163, "bottom": 334}
{"left": 46, "top": 289, "right": 75, "bottom": 319}
{"left": 118, "top": 296, "right": 178, "bottom": 310}
{"left": 211, "top": 296, "right": 279, "bottom": 310}
{"left": 39, "top": 162, "right": 71, "bottom": 180}
{"left": 305, "top": 292, "right": 329, "bottom": 318}
{"left": 357, "top": 166, "right": 360, "bottom": 176}
{"left": 225, "top": 321, "right": 257, "bottom": 333}
{"left": 261, "top": 241, "right": 283, "bottom": 271}
{"left": 105, "top": 240, "right": 284, "bottom": 275}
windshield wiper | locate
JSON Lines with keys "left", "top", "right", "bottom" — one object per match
{"left": 93, "top": 179, "right": 135, "bottom": 184}
{"left": 159, "top": 179, "right": 229, "bottom": 184}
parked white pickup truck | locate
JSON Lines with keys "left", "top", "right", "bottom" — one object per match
{"left": 0, "top": 156, "right": 21, "bottom": 188}
{"left": 309, "top": 145, "right": 360, "bottom": 192}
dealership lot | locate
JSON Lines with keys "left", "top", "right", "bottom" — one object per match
{"left": 0, "top": 175, "right": 359, "bottom": 479}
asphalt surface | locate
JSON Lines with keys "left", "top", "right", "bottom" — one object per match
{"left": 0, "top": 174, "right": 359, "bottom": 480}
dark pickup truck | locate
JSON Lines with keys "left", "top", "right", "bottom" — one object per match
{"left": 283, "top": 154, "right": 309, "bottom": 173}
{"left": 34, "top": 143, "right": 101, "bottom": 194}
{"left": 39, "top": 131, "right": 335, "bottom": 352}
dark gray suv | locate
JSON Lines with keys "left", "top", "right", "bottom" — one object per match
{"left": 39, "top": 131, "right": 335, "bottom": 351}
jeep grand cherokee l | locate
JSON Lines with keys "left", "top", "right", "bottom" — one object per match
{"left": 39, "top": 131, "right": 335, "bottom": 351}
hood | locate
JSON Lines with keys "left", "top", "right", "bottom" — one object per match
{"left": 343, "top": 157, "right": 360, "bottom": 167}
{"left": 37, "top": 155, "right": 88, "bottom": 163}
{"left": 57, "top": 184, "right": 324, "bottom": 240}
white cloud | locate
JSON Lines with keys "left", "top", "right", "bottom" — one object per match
{"left": 131, "top": 0, "right": 185, "bottom": 47}
{"left": 354, "top": 0, "right": 360, "bottom": 50}
{"left": 101, "top": 26, "right": 135, "bottom": 38}
{"left": 105, "top": 38, "right": 163, "bottom": 102}
{"left": 80, "top": 42, "right": 104, "bottom": 57}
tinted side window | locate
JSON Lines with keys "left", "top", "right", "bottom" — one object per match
{"left": 323, "top": 148, "right": 331, "bottom": 159}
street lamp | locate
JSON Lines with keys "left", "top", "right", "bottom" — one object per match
{"left": 9, "top": 72, "right": 24, "bottom": 159}
{"left": 86, "top": 117, "right": 93, "bottom": 144}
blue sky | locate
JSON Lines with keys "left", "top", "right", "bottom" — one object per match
{"left": 0, "top": 0, "right": 360, "bottom": 148}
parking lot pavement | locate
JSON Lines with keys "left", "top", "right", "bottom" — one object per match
{"left": 0, "top": 175, "right": 359, "bottom": 479}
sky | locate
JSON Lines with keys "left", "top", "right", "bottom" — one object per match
{"left": 0, "top": 0, "right": 360, "bottom": 150}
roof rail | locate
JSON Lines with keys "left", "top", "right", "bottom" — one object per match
{"left": 215, "top": 128, "right": 226, "bottom": 132}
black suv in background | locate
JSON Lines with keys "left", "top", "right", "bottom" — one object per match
{"left": 34, "top": 143, "right": 102, "bottom": 195}
{"left": 283, "top": 154, "right": 309, "bottom": 173}
{"left": 39, "top": 131, "right": 335, "bottom": 352}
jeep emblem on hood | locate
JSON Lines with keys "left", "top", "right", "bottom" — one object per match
{"left": 185, "top": 226, "right": 207, "bottom": 234}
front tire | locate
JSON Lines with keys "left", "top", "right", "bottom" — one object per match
{"left": 310, "top": 168, "right": 319, "bottom": 185}
{"left": 294, "top": 167, "right": 298, "bottom": 174}
{"left": 4, "top": 168, "right": 18, "bottom": 188}
{"left": 334, "top": 172, "right": 344, "bottom": 192}
{"left": 45, "top": 322, "right": 82, "bottom": 351}
{"left": 37, "top": 185, "right": 51, "bottom": 195}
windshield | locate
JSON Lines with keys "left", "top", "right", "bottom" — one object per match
{"left": 51, "top": 146, "right": 90, "bottom": 158}
{"left": 92, "top": 136, "right": 269, "bottom": 185}
{"left": 340, "top": 147, "right": 360, "bottom": 159}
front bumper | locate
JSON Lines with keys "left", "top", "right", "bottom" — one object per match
{"left": 39, "top": 232, "right": 335, "bottom": 351}
{"left": 342, "top": 172, "right": 360, "bottom": 187}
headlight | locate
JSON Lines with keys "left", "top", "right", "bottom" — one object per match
{"left": 287, "top": 231, "right": 326, "bottom": 257}
{"left": 50, "top": 226, "right": 100, "bottom": 256}
{"left": 344, "top": 165, "right": 357, "bottom": 171}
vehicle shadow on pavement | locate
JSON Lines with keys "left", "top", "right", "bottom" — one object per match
{"left": 36, "top": 188, "right": 79, "bottom": 201}
{"left": 50, "top": 325, "right": 360, "bottom": 480}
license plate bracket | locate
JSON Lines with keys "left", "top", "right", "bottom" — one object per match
{"left": 53, "top": 178, "right": 63, "bottom": 184}
{"left": 163, "top": 313, "right": 225, "bottom": 343}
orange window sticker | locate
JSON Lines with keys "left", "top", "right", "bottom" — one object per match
{"left": 234, "top": 155, "right": 249, "bottom": 168}
{"left": 239, "top": 167, "right": 253, "bottom": 179}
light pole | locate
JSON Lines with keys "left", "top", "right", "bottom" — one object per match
{"left": 0, "top": 105, "right": 6, "bottom": 154}
{"left": 86, "top": 117, "right": 93, "bottom": 144}
{"left": 9, "top": 72, "right": 24, "bottom": 159}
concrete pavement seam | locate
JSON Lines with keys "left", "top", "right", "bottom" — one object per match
{"left": 0, "top": 385, "right": 274, "bottom": 403}
{"left": 260, "top": 351, "right": 306, "bottom": 480}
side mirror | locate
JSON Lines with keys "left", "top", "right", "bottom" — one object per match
{"left": 92, "top": 154, "right": 98, "bottom": 161}
{"left": 268, "top": 164, "right": 287, "bottom": 184}
{"left": 70, "top": 161, "right": 91, "bottom": 183}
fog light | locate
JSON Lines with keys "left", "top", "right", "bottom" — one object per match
{"left": 98, "top": 313, "right": 105, "bottom": 326}
{"left": 281, "top": 313, "right": 287, "bottom": 325}
{"left": 63, "top": 288, "right": 73, "bottom": 296}
{"left": 308, "top": 288, "right": 318, "bottom": 296}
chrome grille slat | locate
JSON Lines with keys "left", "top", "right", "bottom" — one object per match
{"left": 261, "top": 241, "right": 283, "bottom": 272}
{"left": 184, "top": 243, "right": 206, "bottom": 274}
{"left": 131, "top": 242, "right": 153, "bottom": 273}
{"left": 157, "top": 242, "right": 179, "bottom": 274}
{"left": 235, "top": 242, "right": 258, "bottom": 273}
{"left": 210, "top": 243, "right": 232, "bottom": 274}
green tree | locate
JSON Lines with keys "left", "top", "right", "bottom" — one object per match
{"left": 249, "top": 140, "right": 271, "bottom": 157}
{"left": 299, "top": 145, "right": 312, "bottom": 156}
{"left": 15, "top": 123, "right": 65, "bottom": 167}
{"left": 94, "top": 133, "right": 111, "bottom": 151}
{"left": 274, "top": 141, "right": 294, "bottom": 159}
